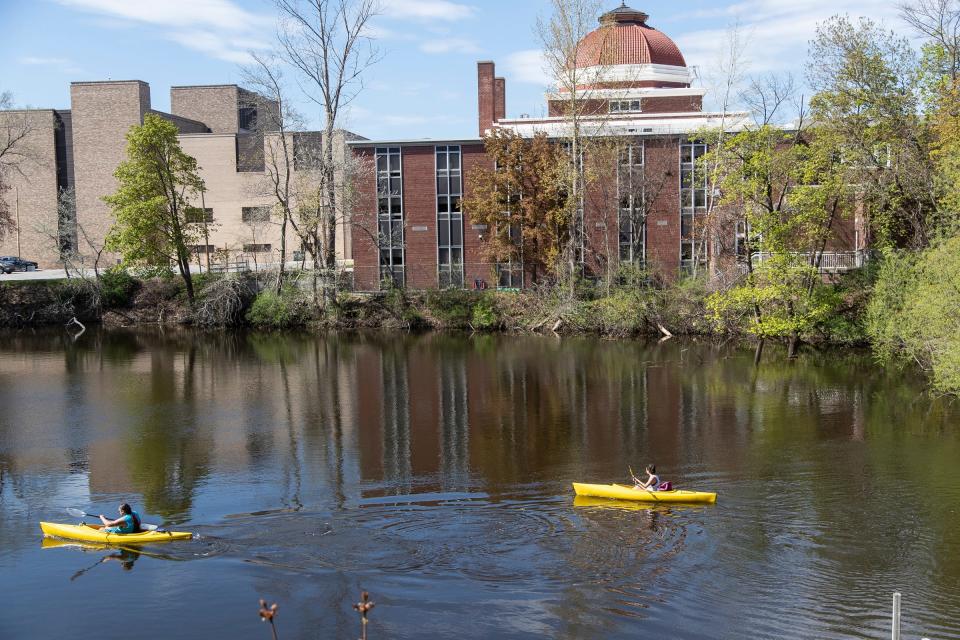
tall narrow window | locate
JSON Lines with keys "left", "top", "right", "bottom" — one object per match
{"left": 679, "top": 141, "right": 708, "bottom": 272}
{"left": 618, "top": 142, "right": 646, "bottom": 264}
{"left": 436, "top": 145, "right": 464, "bottom": 288}
{"left": 377, "top": 147, "right": 404, "bottom": 287}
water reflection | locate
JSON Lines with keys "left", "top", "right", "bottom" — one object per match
{"left": 1, "top": 329, "right": 959, "bottom": 639}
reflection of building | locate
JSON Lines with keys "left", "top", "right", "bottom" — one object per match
{"left": 0, "top": 81, "right": 359, "bottom": 269}
{"left": 350, "top": 5, "right": 863, "bottom": 290}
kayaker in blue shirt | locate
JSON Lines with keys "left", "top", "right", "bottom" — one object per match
{"left": 99, "top": 503, "right": 142, "bottom": 534}
{"left": 633, "top": 464, "right": 660, "bottom": 492}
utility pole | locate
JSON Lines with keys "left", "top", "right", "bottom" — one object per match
{"left": 16, "top": 185, "right": 21, "bottom": 256}
{"left": 200, "top": 187, "right": 211, "bottom": 272}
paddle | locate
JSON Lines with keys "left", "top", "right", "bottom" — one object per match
{"left": 66, "top": 508, "right": 163, "bottom": 532}
{"left": 628, "top": 466, "right": 658, "bottom": 498}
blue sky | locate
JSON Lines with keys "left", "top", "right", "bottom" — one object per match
{"left": 0, "top": 0, "right": 906, "bottom": 141}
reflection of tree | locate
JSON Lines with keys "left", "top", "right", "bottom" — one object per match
{"left": 122, "top": 342, "right": 214, "bottom": 520}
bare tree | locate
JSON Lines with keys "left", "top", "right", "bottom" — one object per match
{"left": 0, "top": 91, "right": 38, "bottom": 242}
{"left": 585, "top": 137, "right": 670, "bottom": 293}
{"left": 692, "top": 22, "right": 749, "bottom": 279}
{"left": 274, "top": 0, "right": 380, "bottom": 306}
{"left": 240, "top": 52, "right": 305, "bottom": 293}
{"left": 901, "top": 0, "right": 960, "bottom": 82}
{"left": 537, "top": 0, "right": 606, "bottom": 296}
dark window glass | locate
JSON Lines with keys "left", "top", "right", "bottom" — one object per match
{"left": 438, "top": 178, "right": 448, "bottom": 195}
{"left": 242, "top": 206, "right": 271, "bottom": 223}
{"left": 439, "top": 222, "right": 450, "bottom": 245}
{"left": 451, "top": 223, "right": 462, "bottom": 245}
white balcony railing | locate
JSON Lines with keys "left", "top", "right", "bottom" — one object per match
{"left": 749, "top": 251, "right": 866, "bottom": 273}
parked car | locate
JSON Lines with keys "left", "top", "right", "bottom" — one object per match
{"left": 0, "top": 256, "right": 38, "bottom": 272}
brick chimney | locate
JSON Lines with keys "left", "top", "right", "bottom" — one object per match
{"left": 477, "top": 61, "right": 496, "bottom": 136}
{"left": 494, "top": 77, "right": 506, "bottom": 122}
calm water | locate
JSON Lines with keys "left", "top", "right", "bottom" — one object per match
{"left": 1, "top": 329, "right": 958, "bottom": 639}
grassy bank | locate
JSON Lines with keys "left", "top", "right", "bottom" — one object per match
{"left": 0, "top": 268, "right": 872, "bottom": 349}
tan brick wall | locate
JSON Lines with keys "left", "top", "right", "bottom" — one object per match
{"left": 0, "top": 110, "right": 60, "bottom": 268}
{"left": 171, "top": 85, "right": 239, "bottom": 134}
{"left": 71, "top": 80, "right": 151, "bottom": 266}
{"left": 179, "top": 130, "right": 352, "bottom": 266}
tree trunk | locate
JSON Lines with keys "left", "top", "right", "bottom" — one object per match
{"left": 787, "top": 332, "right": 800, "bottom": 359}
{"left": 754, "top": 339, "right": 765, "bottom": 366}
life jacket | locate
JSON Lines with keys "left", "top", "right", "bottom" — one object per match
{"left": 118, "top": 511, "right": 142, "bottom": 534}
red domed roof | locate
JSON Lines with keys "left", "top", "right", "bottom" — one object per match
{"left": 575, "top": 5, "right": 686, "bottom": 68}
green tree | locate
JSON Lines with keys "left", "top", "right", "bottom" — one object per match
{"left": 808, "top": 15, "right": 939, "bottom": 249}
{"left": 866, "top": 237, "right": 960, "bottom": 394}
{"left": 104, "top": 114, "right": 206, "bottom": 302}
{"left": 703, "top": 122, "right": 850, "bottom": 356}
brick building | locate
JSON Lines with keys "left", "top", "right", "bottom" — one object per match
{"left": 0, "top": 80, "right": 358, "bottom": 270}
{"left": 350, "top": 5, "right": 862, "bottom": 291}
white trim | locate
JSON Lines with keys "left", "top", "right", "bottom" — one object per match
{"left": 498, "top": 112, "right": 753, "bottom": 138}
{"left": 568, "top": 63, "right": 693, "bottom": 85}
{"left": 546, "top": 87, "right": 706, "bottom": 101}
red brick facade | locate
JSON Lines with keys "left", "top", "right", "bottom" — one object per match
{"left": 349, "top": 4, "right": 860, "bottom": 291}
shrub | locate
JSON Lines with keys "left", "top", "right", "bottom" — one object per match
{"left": 471, "top": 294, "right": 501, "bottom": 330}
{"left": 246, "top": 288, "right": 312, "bottom": 329}
{"left": 99, "top": 266, "right": 139, "bottom": 308}
{"left": 426, "top": 288, "right": 479, "bottom": 329}
{"left": 194, "top": 275, "right": 255, "bottom": 326}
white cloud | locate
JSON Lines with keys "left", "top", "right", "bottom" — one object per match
{"left": 674, "top": 0, "right": 905, "bottom": 77}
{"left": 56, "top": 0, "right": 269, "bottom": 30}
{"left": 19, "top": 56, "right": 84, "bottom": 74}
{"left": 20, "top": 56, "right": 73, "bottom": 66}
{"left": 56, "top": 0, "right": 272, "bottom": 63}
{"left": 503, "top": 49, "right": 549, "bottom": 86}
{"left": 381, "top": 0, "right": 476, "bottom": 22}
{"left": 420, "top": 39, "right": 482, "bottom": 54}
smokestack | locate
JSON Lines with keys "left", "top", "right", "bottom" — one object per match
{"left": 494, "top": 77, "right": 506, "bottom": 122}
{"left": 477, "top": 61, "right": 496, "bottom": 136}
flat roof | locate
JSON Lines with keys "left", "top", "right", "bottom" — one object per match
{"left": 71, "top": 80, "right": 147, "bottom": 86}
{"left": 348, "top": 137, "right": 484, "bottom": 146}
{"left": 170, "top": 84, "right": 239, "bottom": 90}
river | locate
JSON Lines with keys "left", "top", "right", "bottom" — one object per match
{"left": 1, "top": 329, "right": 958, "bottom": 639}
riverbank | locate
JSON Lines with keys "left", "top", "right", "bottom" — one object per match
{"left": 0, "top": 268, "right": 869, "bottom": 347}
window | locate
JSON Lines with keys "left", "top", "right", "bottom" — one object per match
{"left": 188, "top": 244, "right": 216, "bottom": 255}
{"left": 242, "top": 206, "right": 272, "bottom": 223}
{"left": 609, "top": 100, "right": 642, "bottom": 114}
{"left": 436, "top": 145, "right": 464, "bottom": 288}
{"left": 239, "top": 106, "right": 257, "bottom": 131}
{"left": 243, "top": 243, "right": 272, "bottom": 253}
{"left": 376, "top": 147, "right": 404, "bottom": 286}
{"left": 618, "top": 143, "right": 646, "bottom": 264}
{"left": 680, "top": 141, "right": 708, "bottom": 271}
{"left": 186, "top": 207, "right": 214, "bottom": 223}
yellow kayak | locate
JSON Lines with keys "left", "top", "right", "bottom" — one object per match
{"left": 40, "top": 522, "right": 192, "bottom": 544}
{"left": 572, "top": 482, "right": 717, "bottom": 504}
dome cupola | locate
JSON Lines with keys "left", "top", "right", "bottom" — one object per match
{"left": 575, "top": 4, "right": 687, "bottom": 69}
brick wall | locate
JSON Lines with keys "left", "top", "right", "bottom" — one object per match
{"left": 71, "top": 80, "right": 151, "bottom": 264}
{"left": 641, "top": 95, "right": 702, "bottom": 113}
{"left": 0, "top": 110, "right": 61, "bottom": 268}
{"left": 170, "top": 85, "right": 239, "bottom": 134}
